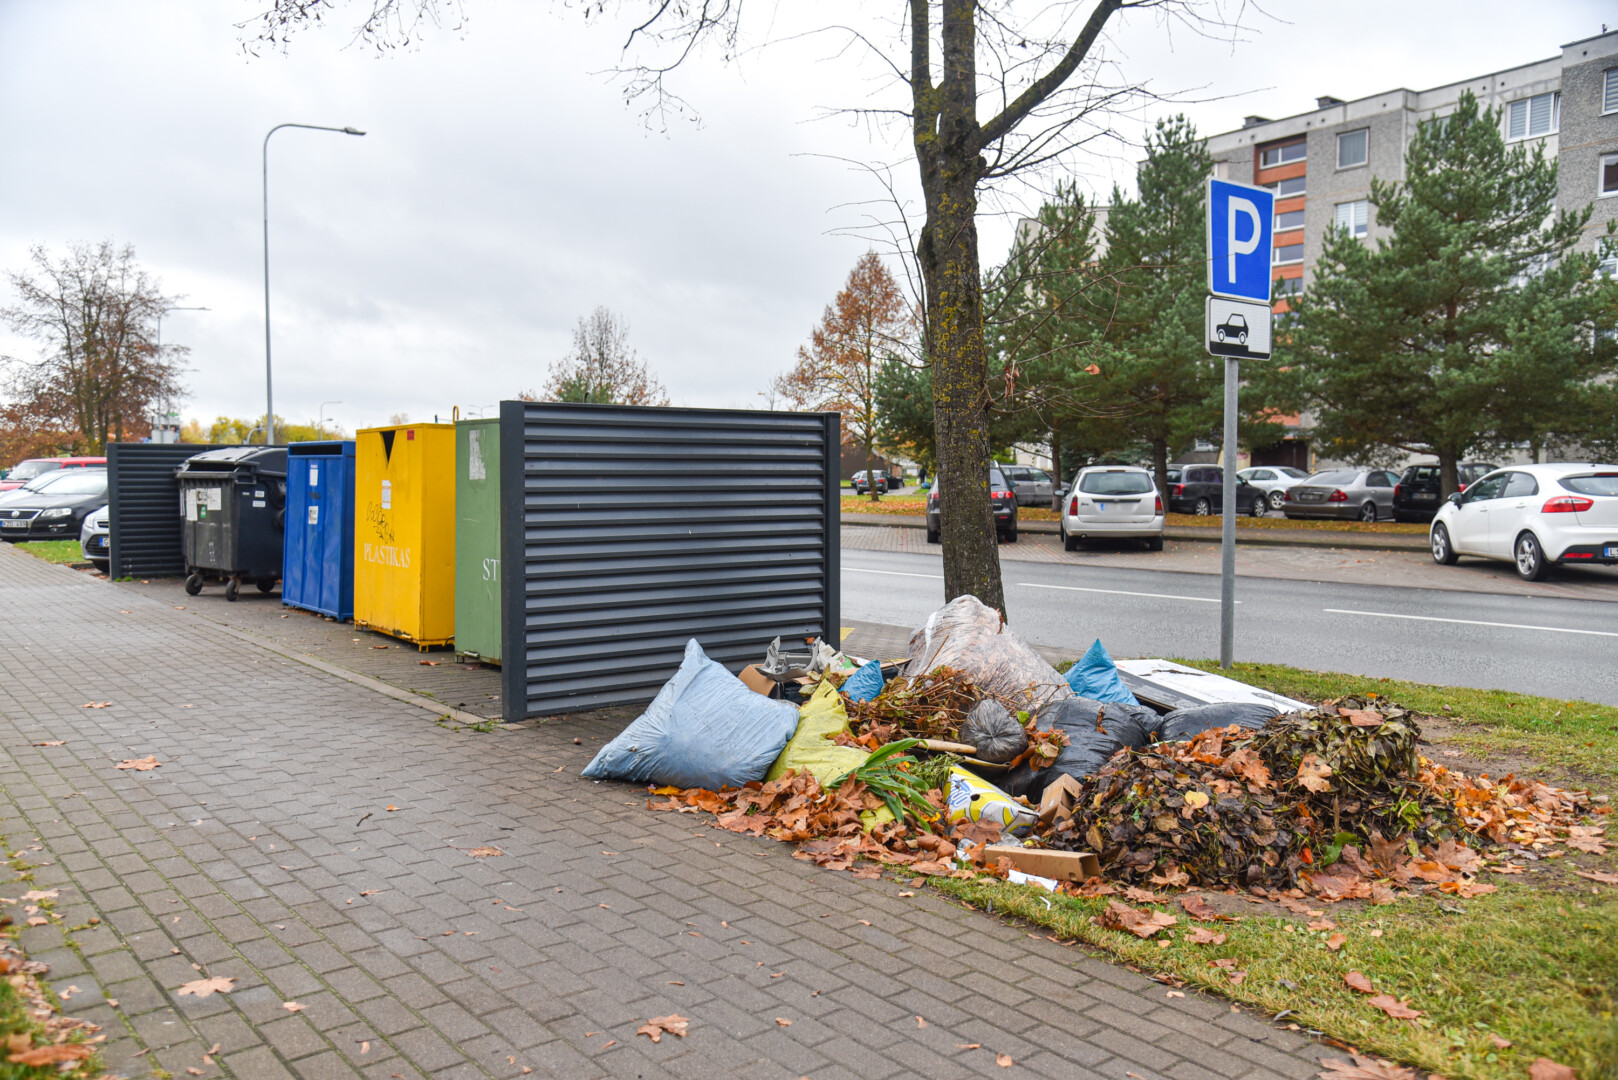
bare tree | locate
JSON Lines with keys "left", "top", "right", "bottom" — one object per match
{"left": 2, "top": 241, "right": 186, "bottom": 453}
{"left": 241, "top": 0, "right": 1235, "bottom": 615}
{"left": 776, "top": 252, "right": 915, "bottom": 503}
{"left": 531, "top": 306, "right": 670, "bottom": 406}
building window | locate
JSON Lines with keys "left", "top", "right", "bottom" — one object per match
{"left": 1507, "top": 92, "right": 1559, "bottom": 139}
{"left": 1275, "top": 276, "right": 1303, "bottom": 295}
{"left": 1336, "top": 129, "right": 1369, "bottom": 169}
{"left": 1604, "top": 69, "right": 1618, "bottom": 115}
{"left": 1264, "top": 175, "right": 1307, "bottom": 198}
{"left": 1601, "top": 153, "right": 1618, "bottom": 198}
{"left": 1274, "top": 209, "right": 1306, "bottom": 232}
{"left": 1334, "top": 199, "right": 1369, "bottom": 237}
{"left": 1260, "top": 141, "right": 1306, "bottom": 168}
{"left": 1273, "top": 243, "right": 1304, "bottom": 265}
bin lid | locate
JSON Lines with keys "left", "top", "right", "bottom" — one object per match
{"left": 174, "top": 446, "right": 288, "bottom": 479}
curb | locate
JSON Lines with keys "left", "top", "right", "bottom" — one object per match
{"left": 840, "top": 512, "right": 1430, "bottom": 553}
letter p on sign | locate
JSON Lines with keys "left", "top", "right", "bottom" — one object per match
{"left": 1207, "top": 179, "right": 1275, "bottom": 304}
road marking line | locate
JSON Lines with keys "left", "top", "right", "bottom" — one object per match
{"left": 1323, "top": 608, "right": 1618, "bottom": 638}
{"left": 1017, "top": 582, "right": 1233, "bottom": 604}
{"left": 846, "top": 567, "right": 944, "bottom": 580}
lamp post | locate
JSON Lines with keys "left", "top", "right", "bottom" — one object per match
{"left": 263, "top": 122, "right": 365, "bottom": 447}
{"left": 318, "top": 400, "right": 343, "bottom": 435}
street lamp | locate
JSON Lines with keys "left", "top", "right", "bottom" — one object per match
{"left": 319, "top": 400, "right": 343, "bottom": 435}
{"left": 263, "top": 122, "right": 365, "bottom": 446}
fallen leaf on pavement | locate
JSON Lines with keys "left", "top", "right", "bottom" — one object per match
{"left": 81, "top": 702, "right": 112, "bottom": 709}
{"left": 6, "top": 1045, "right": 93, "bottom": 1066}
{"left": 283, "top": 1001, "right": 306, "bottom": 1012}
{"left": 956, "top": 1043, "right": 982, "bottom": 1050}
{"left": 419, "top": 660, "right": 440, "bottom": 666}
{"left": 187, "top": 1068, "right": 204, "bottom": 1076}
{"left": 32, "top": 741, "right": 65, "bottom": 747}
{"left": 916, "top": 1016, "right": 927, "bottom": 1028}
{"left": 997, "top": 1052, "right": 1014, "bottom": 1067}
{"left": 1366, "top": 994, "right": 1422, "bottom": 1020}
{"left": 1317, "top": 1054, "right": 1418, "bottom": 1080}
{"left": 637, "top": 1014, "right": 688, "bottom": 1043}
{"left": 21, "top": 890, "right": 57, "bottom": 901}
{"left": 1180, "top": 895, "right": 1220, "bottom": 921}
{"left": 468, "top": 847, "right": 504, "bottom": 857}
{"left": 1528, "top": 1060, "right": 1577, "bottom": 1080}
{"left": 176, "top": 977, "right": 235, "bottom": 998}
{"left": 1187, "top": 927, "right": 1227, "bottom": 946}
{"left": 115, "top": 755, "right": 160, "bottom": 771}
{"left": 372, "top": 644, "right": 389, "bottom": 649}
{"left": 25, "top": 918, "right": 47, "bottom": 927}
{"left": 775, "top": 1017, "right": 792, "bottom": 1027}
{"left": 1344, "top": 971, "right": 1375, "bottom": 993}
{"left": 1326, "top": 933, "right": 1347, "bottom": 951}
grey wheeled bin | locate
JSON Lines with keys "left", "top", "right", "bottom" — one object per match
{"left": 175, "top": 447, "right": 288, "bottom": 601}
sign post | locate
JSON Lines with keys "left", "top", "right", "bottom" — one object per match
{"left": 1206, "top": 178, "right": 1275, "bottom": 669}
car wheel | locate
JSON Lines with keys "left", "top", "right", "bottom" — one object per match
{"left": 1514, "top": 532, "right": 1547, "bottom": 581}
{"left": 90, "top": 559, "right": 108, "bottom": 573}
{"left": 1147, "top": 536, "right": 1164, "bottom": 552}
{"left": 1359, "top": 502, "right": 1377, "bottom": 523}
{"left": 925, "top": 526, "right": 940, "bottom": 544}
{"left": 184, "top": 573, "right": 203, "bottom": 596}
{"left": 1193, "top": 497, "right": 1212, "bottom": 516}
{"left": 1430, "top": 523, "right": 1458, "bottom": 565}
{"left": 224, "top": 578, "right": 241, "bottom": 602}
{"left": 1063, "top": 532, "right": 1079, "bottom": 552}
{"left": 1269, "top": 490, "right": 1286, "bottom": 511}
{"left": 1250, "top": 496, "right": 1266, "bottom": 517}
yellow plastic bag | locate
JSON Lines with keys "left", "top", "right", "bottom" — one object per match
{"left": 947, "top": 766, "right": 1037, "bottom": 837}
{"left": 764, "top": 680, "right": 870, "bottom": 786}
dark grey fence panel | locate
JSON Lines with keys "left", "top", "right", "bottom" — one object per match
{"left": 108, "top": 443, "right": 227, "bottom": 578}
{"left": 500, "top": 402, "right": 839, "bottom": 718}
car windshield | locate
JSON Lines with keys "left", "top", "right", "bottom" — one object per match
{"left": 1306, "top": 470, "right": 1359, "bottom": 485}
{"left": 989, "top": 470, "right": 1007, "bottom": 488}
{"left": 1560, "top": 473, "right": 1618, "bottom": 497}
{"left": 1165, "top": 470, "right": 1182, "bottom": 483}
{"left": 8, "top": 461, "right": 60, "bottom": 481}
{"left": 1079, "top": 471, "right": 1153, "bottom": 495}
{"left": 32, "top": 471, "right": 105, "bottom": 496}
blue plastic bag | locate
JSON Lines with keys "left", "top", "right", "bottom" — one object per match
{"left": 841, "top": 659, "right": 886, "bottom": 703}
{"left": 1064, "top": 639, "right": 1141, "bottom": 705}
{"left": 581, "top": 639, "right": 800, "bottom": 790}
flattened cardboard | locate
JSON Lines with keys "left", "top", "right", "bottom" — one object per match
{"left": 973, "top": 844, "right": 1102, "bottom": 882}
{"left": 738, "top": 665, "right": 781, "bottom": 699}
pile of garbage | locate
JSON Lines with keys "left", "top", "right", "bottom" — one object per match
{"left": 581, "top": 595, "right": 1607, "bottom": 903}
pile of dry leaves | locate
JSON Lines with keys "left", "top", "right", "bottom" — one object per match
{"left": 649, "top": 771, "right": 958, "bottom": 876}
{"left": 1042, "top": 702, "right": 1605, "bottom": 899}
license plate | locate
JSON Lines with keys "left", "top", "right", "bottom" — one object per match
{"left": 1300, "top": 493, "right": 1322, "bottom": 501}
{"left": 1, "top": 520, "right": 27, "bottom": 529}
{"left": 1413, "top": 492, "right": 1435, "bottom": 501}
{"left": 1606, "top": 546, "right": 1617, "bottom": 559}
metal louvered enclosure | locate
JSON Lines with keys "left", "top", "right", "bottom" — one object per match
{"left": 108, "top": 443, "right": 228, "bottom": 578}
{"left": 499, "top": 402, "right": 840, "bottom": 718}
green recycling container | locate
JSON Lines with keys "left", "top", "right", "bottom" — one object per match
{"left": 454, "top": 417, "right": 502, "bottom": 665}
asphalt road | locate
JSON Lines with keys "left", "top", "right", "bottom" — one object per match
{"left": 842, "top": 547, "right": 1618, "bottom": 705}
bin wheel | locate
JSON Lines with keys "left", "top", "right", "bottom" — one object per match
{"left": 224, "top": 578, "right": 241, "bottom": 602}
{"left": 256, "top": 576, "right": 276, "bottom": 594}
{"left": 184, "top": 573, "right": 203, "bottom": 597}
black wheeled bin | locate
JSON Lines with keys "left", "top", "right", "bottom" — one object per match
{"left": 175, "top": 447, "right": 288, "bottom": 601}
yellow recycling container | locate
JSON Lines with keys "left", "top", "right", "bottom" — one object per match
{"left": 353, "top": 423, "right": 456, "bottom": 648}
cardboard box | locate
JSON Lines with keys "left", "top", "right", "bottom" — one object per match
{"left": 972, "top": 844, "right": 1102, "bottom": 883}
{"left": 737, "top": 665, "right": 781, "bottom": 698}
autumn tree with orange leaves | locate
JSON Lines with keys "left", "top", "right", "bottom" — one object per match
{"left": 775, "top": 253, "right": 916, "bottom": 503}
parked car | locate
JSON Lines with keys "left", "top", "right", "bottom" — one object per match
{"left": 1429, "top": 464, "right": 1618, "bottom": 580}
{"left": 850, "top": 470, "right": 889, "bottom": 496}
{"left": 1164, "top": 465, "right": 1267, "bottom": 517}
{"left": 1000, "top": 464, "right": 1055, "bottom": 508}
{"left": 1236, "top": 466, "right": 1309, "bottom": 511}
{"left": 925, "top": 468, "right": 1019, "bottom": 543}
{"left": 0, "top": 455, "right": 105, "bottom": 492}
{"left": 0, "top": 468, "right": 108, "bottom": 542}
{"left": 79, "top": 505, "right": 109, "bottom": 571}
{"left": 1060, "top": 467, "right": 1164, "bottom": 551}
{"left": 1391, "top": 461, "right": 1499, "bottom": 522}
{"left": 1282, "top": 468, "right": 1399, "bottom": 522}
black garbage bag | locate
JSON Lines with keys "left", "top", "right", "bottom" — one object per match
{"left": 997, "top": 696, "right": 1160, "bottom": 801}
{"left": 1158, "top": 702, "right": 1279, "bottom": 742}
{"left": 959, "top": 699, "right": 1028, "bottom": 764}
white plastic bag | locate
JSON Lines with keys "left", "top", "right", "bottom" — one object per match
{"left": 905, "top": 596, "right": 1071, "bottom": 711}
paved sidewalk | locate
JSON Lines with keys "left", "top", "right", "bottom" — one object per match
{"left": 0, "top": 548, "right": 1322, "bottom": 1080}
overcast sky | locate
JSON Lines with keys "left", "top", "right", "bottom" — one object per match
{"left": 0, "top": 1, "right": 1608, "bottom": 434}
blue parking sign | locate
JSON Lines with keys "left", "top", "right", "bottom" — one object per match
{"left": 1206, "top": 178, "right": 1275, "bottom": 303}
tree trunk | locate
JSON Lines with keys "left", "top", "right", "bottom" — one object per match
{"left": 865, "top": 441, "right": 879, "bottom": 503}
{"left": 1049, "top": 428, "right": 1064, "bottom": 511}
{"left": 1152, "top": 439, "right": 1170, "bottom": 502}
{"left": 1438, "top": 449, "right": 1459, "bottom": 500}
{"left": 918, "top": 0, "right": 1005, "bottom": 615}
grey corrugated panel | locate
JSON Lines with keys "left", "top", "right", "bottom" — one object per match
{"left": 500, "top": 401, "right": 839, "bottom": 718}
{"left": 107, "top": 443, "right": 230, "bottom": 578}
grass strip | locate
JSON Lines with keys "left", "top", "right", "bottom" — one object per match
{"left": 10, "top": 542, "right": 85, "bottom": 566}
{"left": 1174, "top": 660, "right": 1618, "bottom": 788}
{"left": 932, "top": 877, "right": 1616, "bottom": 1080}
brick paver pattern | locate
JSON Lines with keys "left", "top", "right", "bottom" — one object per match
{"left": 0, "top": 547, "right": 1323, "bottom": 1080}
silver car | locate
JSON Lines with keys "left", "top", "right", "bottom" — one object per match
{"left": 1059, "top": 466, "right": 1165, "bottom": 551}
{"left": 1000, "top": 464, "right": 1054, "bottom": 508}
{"left": 1282, "top": 468, "right": 1399, "bottom": 522}
{"left": 1237, "top": 466, "right": 1309, "bottom": 511}
{"left": 79, "top": 504, "right": 109, "bottom": 572}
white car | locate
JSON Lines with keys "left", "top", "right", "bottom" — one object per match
{"left": 1429, "top": 463, "right": 1618, "bottom": 580}
{"left": 1059, "top": 466, "right": 1165, "bottom": 551}
{"left": 79, "top": 504, "right": 109, "bottom": 572}
{"left": 1237, "top": 465, "right": 1309, "bottom": 511}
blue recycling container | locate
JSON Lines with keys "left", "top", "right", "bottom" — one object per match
{"left": 283, "top": 441, "right": 356, "bottom": 620}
